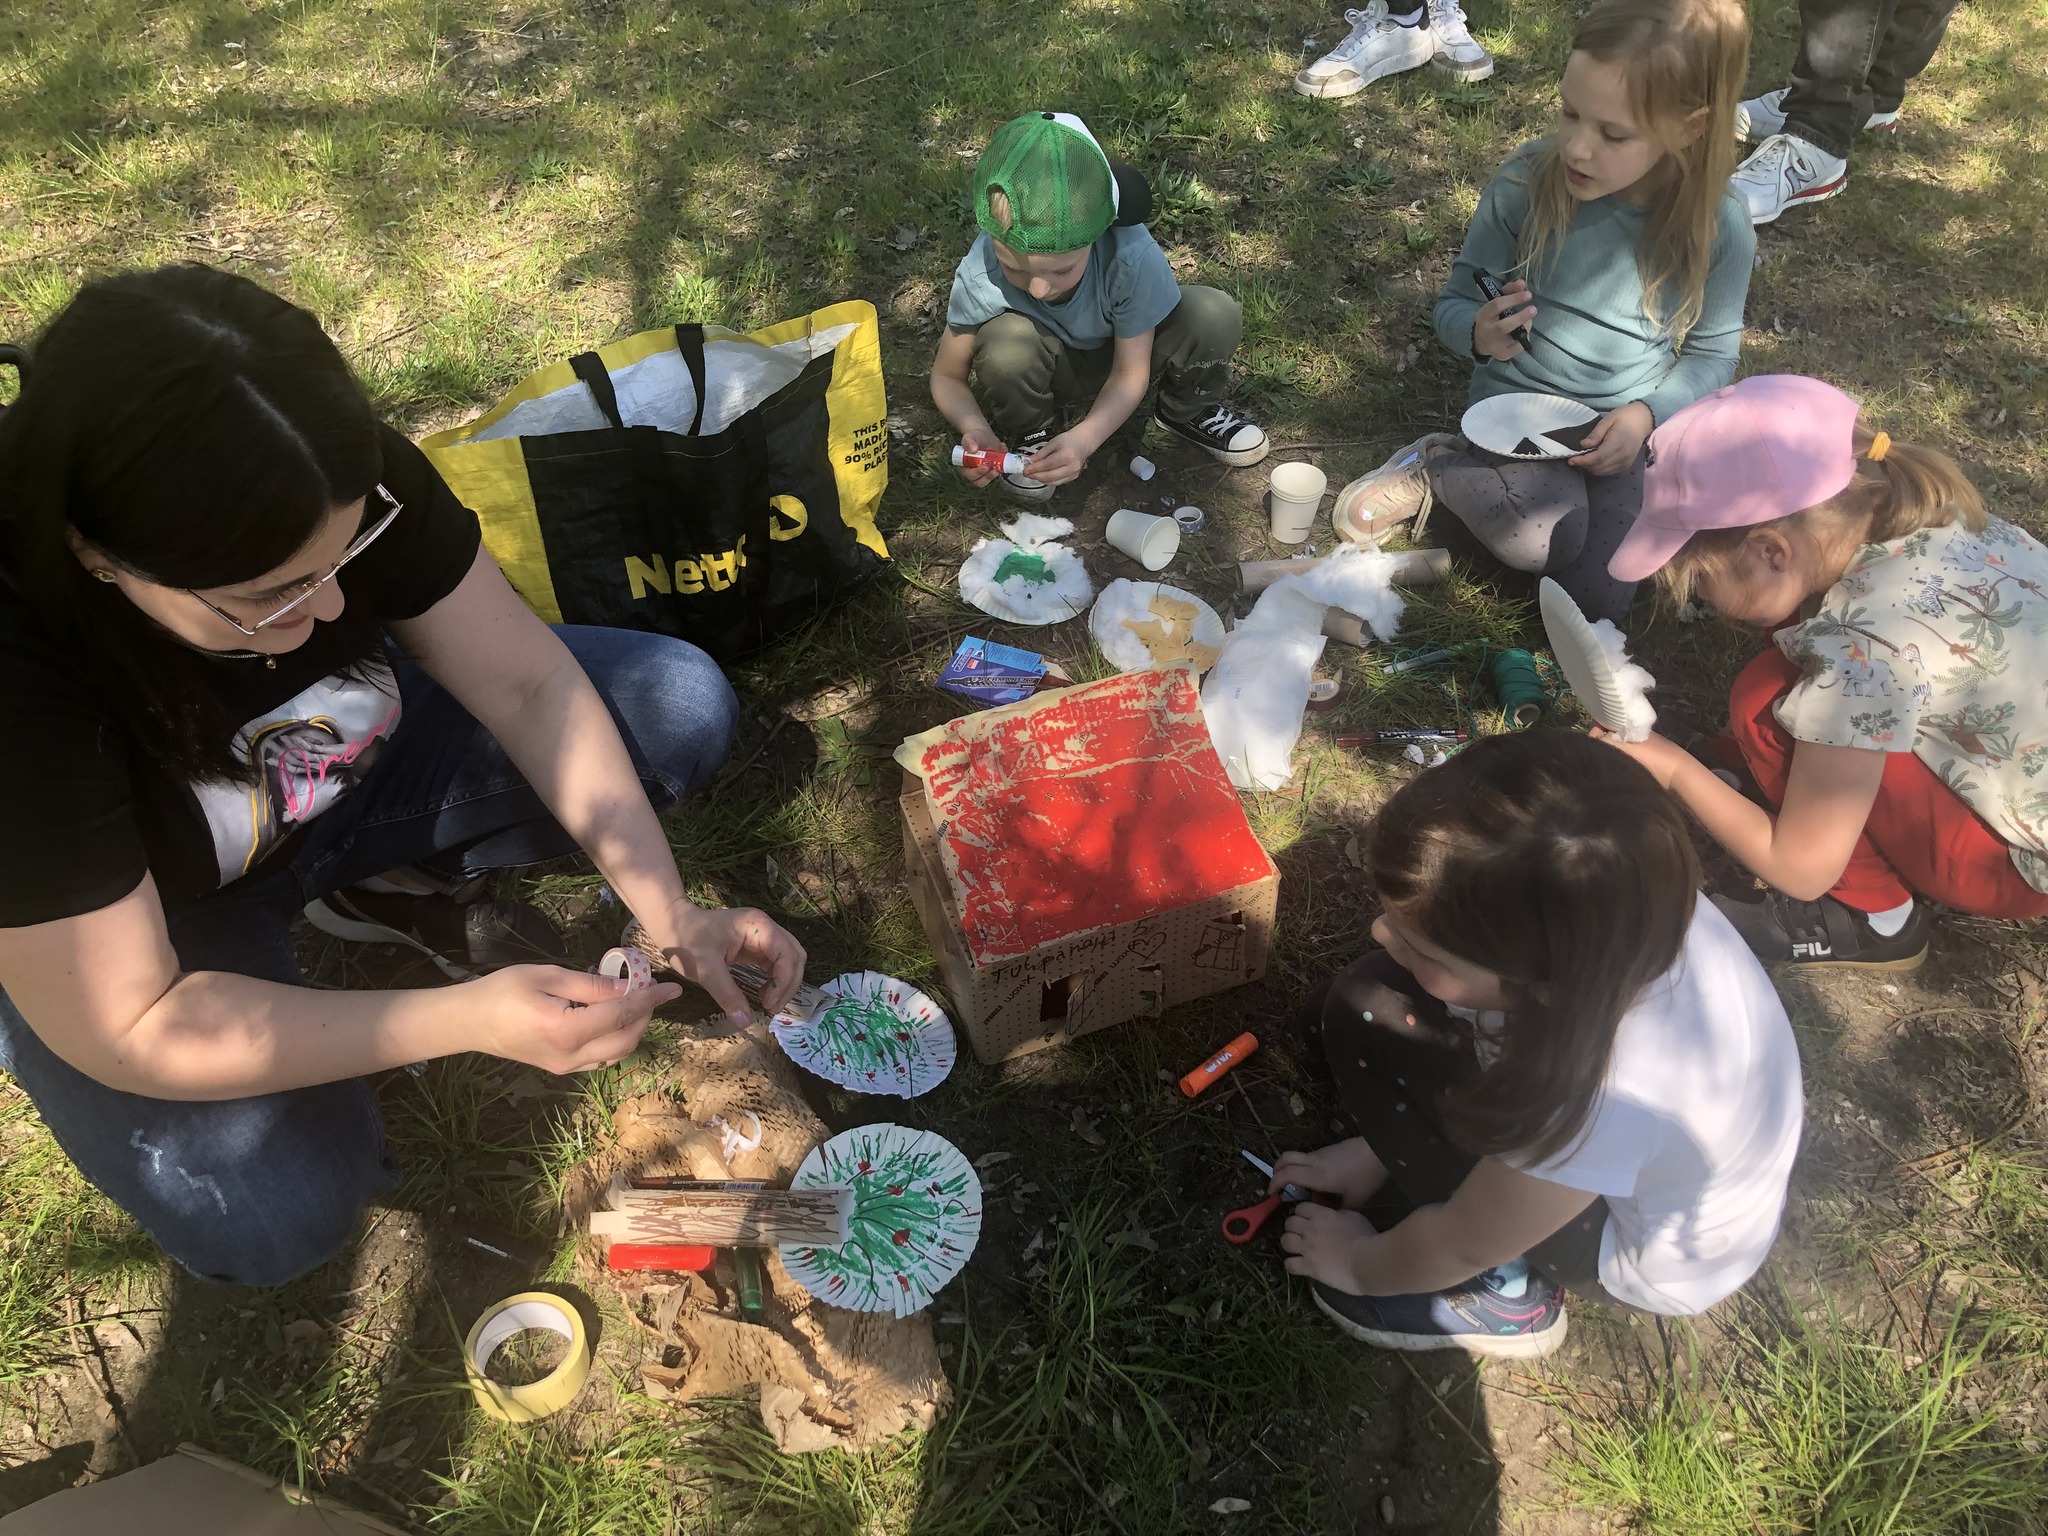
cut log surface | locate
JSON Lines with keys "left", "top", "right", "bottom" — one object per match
{"left": 590, "top": 1184, "right": 852, "bottom": 1247}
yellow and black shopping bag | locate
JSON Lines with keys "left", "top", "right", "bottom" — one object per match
{"left": 422, "top": 301, "right": 890, "bottom": 660}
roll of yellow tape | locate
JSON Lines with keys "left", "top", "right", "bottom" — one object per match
{"left": 462, "top": 1291, "right": 592, "bottom": 1424}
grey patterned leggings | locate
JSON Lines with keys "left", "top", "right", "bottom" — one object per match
{"left": 1427, "top": 443, "right": 1648, "bottom": 625}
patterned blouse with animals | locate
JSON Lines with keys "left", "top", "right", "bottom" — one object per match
{"left": 1775, "top": 515, "right": 2048, "bottom": 893}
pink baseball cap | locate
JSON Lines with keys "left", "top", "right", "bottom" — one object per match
{"left": 1608, "top": 375, "right": 1862, "bottom": 584}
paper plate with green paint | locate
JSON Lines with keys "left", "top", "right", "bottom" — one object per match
{"left": 780, "top": 1123, "right": 982, "bottom": 1317}
{"left": 770, "top": 972, "right": 958, "bottom": 1098}
{"left": 957, "top": 512, "right": 1094, "bottom": 625}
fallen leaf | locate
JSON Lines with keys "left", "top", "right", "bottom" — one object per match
{"left": 973, "top": 1150, "right": 1016, "bottom": 1170}
{"left": 1210, "top": 1497, "right": 1252, "bottom": 1514}
{"left": 1288, "top": 1093, "right": 1306, "bottom": 1117}
{"left": 1071, "top": 1106, "right": 1105, "bottom": 1146}
{"left": 1021, "top": 1230, "right": 1044, "bottom": 1260}
{"left": 1107, "top": 1226, "right": 1158, "bottom": 1252}
{"left": 209, "top": 1378, "right": 226, "bottom": 1405}
{"left": 1380, "top": 1493, "right": 1396, "bottom": 1525}
{"left": 890, "top": 223, "right": 919, "bottom": 251}
{"left": 1166, "top": 1297, "right": 1200, "bottom": 1319}
{"left": 281, "top": 1318, "right": 325, "bottom": 1353}
{"left": 1344, "top": 832, "right": 1364, "bottom": 868}
{"left": 369, "top": 1434, "right": 415, "bottom": 1466}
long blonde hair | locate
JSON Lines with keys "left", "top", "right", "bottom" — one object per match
{"left": 1660, "top": 425, "right": 1989, "bottom": 608}
{"left": 1517, "top": 0, "right": 1749, "bottom": 345}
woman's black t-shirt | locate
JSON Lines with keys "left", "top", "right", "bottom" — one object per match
{"left": 0, "top": 427, "right": 481, "bottom": 926}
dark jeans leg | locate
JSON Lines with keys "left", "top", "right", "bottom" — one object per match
{"left": 1864, "top": 0, "right": 1960, "bottom": 112}
{"left": 971, "top": 314, "right": 1076, "bottom": 443}
{"left": 1308, "top": 950, "right": 1615, "bottom": 1300}
{"left": 296, "top": 625, "right": 739, "bottom": 896}
{"left": 1781, "top": 0, "right": 1897, "bottom": 158}
{"left": 0, "top": 890, "right": 398, "bottom": 1288}
{"left": 1553, "top": 445, "right": 1646, "bottom": 626}
{"left": 0, "top": 625, "right": 736, "bottom": 1288}
{"left": 1152, "top": 285, "right": 1244, "bottom": 424}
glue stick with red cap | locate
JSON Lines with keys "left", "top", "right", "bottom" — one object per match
{"left": 1180, "top": 1032, "right": 1259, "bottom": 1098}
{"left": 952, "top": 444, "right": 1026, "bottom": 476}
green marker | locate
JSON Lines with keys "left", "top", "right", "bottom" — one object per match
{"left": 733, "top": 1248, "right": 766, "bottom": 1320}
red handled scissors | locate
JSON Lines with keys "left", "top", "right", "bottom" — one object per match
{"left": 1222, "top": 1150, "right": 1335, "bottom": 1244}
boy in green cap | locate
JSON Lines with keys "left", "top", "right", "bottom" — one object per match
{"left": 931, "top": 111, "right": 1268, "bottom": 503}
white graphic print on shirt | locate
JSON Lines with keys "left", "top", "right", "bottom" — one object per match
{"left": 192, "top": 659, "right": 403, "bottom": 883}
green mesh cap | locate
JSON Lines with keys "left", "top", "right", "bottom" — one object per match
{"left": 972, "top": 112, "right": 1120, "bottom": 255}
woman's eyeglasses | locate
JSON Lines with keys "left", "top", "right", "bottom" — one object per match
{"left": 187, "top": 485, "right": 404, "bottom": 637}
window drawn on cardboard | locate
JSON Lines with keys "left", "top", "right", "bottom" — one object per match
{"left": 780, "top": 1124, "right": 983, "bottom": 1318}
{"left": 770, "top": 971, "right": 958, "bottom": 1098}
{"left": 1192, "top": 912, "right": 1247, "bottom": 973}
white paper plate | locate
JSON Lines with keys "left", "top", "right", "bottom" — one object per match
{"left": 1538, "top": 578, "right": 1657, "bottom": 742}
{"left": 1461, "top": 392, "right": 1598, "bottom": 460}
{"left": 779, "top": 1124, "right": 982, "bottom": 1318}
{"left": 770, "top": 972, "right": 957, "bottom": 1099}
{"left": 1088, "top": 580, "right": 1227, "bottom": 675}
{"left": 958, "top": 514, "right": 1094, "bottom": 626}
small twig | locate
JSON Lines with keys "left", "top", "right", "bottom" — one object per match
{"left": 1394, "top": 1350, "right": 1497, "bottom": 1465}
{"left": 1867, "top": 1249, "right": 1936, "bottom": 1359}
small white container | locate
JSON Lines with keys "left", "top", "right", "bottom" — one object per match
{"left": 1104, "top": 507, "right": 1181, "bottom": 571}
{"left": 1267, "top": 462, "right": 1327, "bottom": 544}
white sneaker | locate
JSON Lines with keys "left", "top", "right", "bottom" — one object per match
{"left": 1736, "top": 86, "right": 1901, "bottom": 141}
{"left": 1731, "top": 133, "right": 1848, "bottom": 225}
{"left": 1426, "top": 0, "right": 1494, "bottom": 81}
{"left": 1294, "top": 1, "right": 1435, "bottom": 99}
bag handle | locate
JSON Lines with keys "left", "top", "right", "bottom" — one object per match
{"left": 568, "top": 350, "right": 625, "bottom": 430}
{"left": 673, "top": 324, "right": 708, "bottom": 437}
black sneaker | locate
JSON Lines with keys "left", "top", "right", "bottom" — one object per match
{"left": 304, "top": 882, "right": 568, "bottom": 978}
{"left": 1312, "top": 1258, "right": 1566, "bottom": 1358}
{"left": 1155, "top": 403, "right": 1271, "bottom": 467}
{"left": 1710, "top": 890, "right": 1930, "bottom": 971}
{"left": 997, "top": 428, "right": 1055, "bottom": 504}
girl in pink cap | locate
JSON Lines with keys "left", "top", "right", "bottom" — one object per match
{"left": 1602, "top": 373, "right": 2048, "bottom": 969}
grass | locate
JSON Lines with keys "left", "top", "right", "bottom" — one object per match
{"left": 3, "top": 0, "right": 2048, "bottom": 1529}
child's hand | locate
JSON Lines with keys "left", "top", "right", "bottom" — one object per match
{"left": 1473, "top": 279, "right": 1536, "bottom": 361}
{"left": 1279, "top": 1203, "right": 1376, "bottom": 1292}
{"left": 1270, "top": 1138, "right": 1388, "bottom": 1209}
{"left": 1590, "top": 725, "right": 1686, "bottom": 787}
{"left": 1570, "top": 401, "right": 1655, "bottom": 476}
{"left": 1022, "top": 427, "right": 1096, "bottom": 487}
{"left": 956, "top": 424, "right": 1006, "bottom": 486}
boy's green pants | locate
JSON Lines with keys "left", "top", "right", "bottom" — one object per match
{"left": 970, "top": 285, "right": 1242, "bottom": 441}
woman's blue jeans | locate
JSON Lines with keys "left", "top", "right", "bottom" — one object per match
{"left": 0, "top": 627, "right": 736, "bottom": 1287}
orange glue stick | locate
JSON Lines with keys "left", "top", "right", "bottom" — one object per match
{"left": 1180, "top": 1032, "right": 1259, "bottom": 1098}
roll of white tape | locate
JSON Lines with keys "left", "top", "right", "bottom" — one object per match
{"left": 597, "top": 946, "right": 653, "bottom": 993}
{"left": 1173, "top": 505, "right": 1206, "bottom": 533}
{"left": 463, "top": 1292, "right": 592, "bottom": 1424}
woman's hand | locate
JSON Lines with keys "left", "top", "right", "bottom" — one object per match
{"left": 1270, "top": 1138, "right": 1389, "bottom": 1209}
{"left": 1278, "top": 1203, "right": 1376, "bottom": 1291}
{"left": 1472, "top": 278, "right": 1536, "bottom": 361}
{"left": 466, "top": 965, "right": 681, "bottom": 1074}
{"left": 1570, "top": 401, "right": 1654, "bottom": 476}
{"left": 955, "top": 422, "right": 1007, "bottom": 486}
{"left": 1590, "top": 725, "right": 1690, "bottom": 788}
{"left": 644, "top": 900, "right": 808, "bottom": 1024}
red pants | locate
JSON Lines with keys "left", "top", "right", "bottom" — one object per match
{"left": 1729, "top": 649, "right": 2048, "bottom": 919}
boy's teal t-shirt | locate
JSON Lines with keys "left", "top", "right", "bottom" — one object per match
{"left": 946, "top": 225, "right": 1182, "bottom": 351}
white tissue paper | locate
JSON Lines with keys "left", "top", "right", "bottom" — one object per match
{"left": 1589, "top": 618, "right": 1659, "bottom": 743}
{"left": 958, "top": 514, "right": 1095, "bottom": 626}
{"left": 1201, "top": 545, "right": 1406, "bottom": 789}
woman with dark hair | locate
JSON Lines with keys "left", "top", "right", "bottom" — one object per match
{"left": 1267, "top": 731, "right": 1803, "bottom": 1356}
{"left": 0, "top": 264, "right": 803, "bottom": 1287}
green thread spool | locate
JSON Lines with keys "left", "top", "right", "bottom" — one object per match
{"left": 1490, "top": 648, "right": 1548, "bottom": 729}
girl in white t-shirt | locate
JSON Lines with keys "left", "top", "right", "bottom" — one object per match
{"left": 1276, "top": 730, "right": 1803, "bottom": 1356}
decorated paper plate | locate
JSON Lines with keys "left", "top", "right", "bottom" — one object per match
{"left": 779, "top": 1124, "right": 982, "bottom": 1317}
{"left": 1538, "top": 578, "right": 1658, "bottom": 742}
{"left": 958, "top": 513, "right": 1094, "bottom": 626}
{"left": 1461, "top": 392, "right": 1598, "bottom": 460}
{"left": 769, "top": 971, "right": 958, "bottom": 1099}
{"left": 1089, "top": 580, "right": 1226, "bottom": 676}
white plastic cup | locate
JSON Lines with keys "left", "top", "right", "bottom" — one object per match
{"left": 1267, "top": 462, "right": 1328, "bottom": 544}
{"left": 1105, "top": 508, "right": 1181, "bottom": 571}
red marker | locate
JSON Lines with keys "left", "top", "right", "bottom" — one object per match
{"left": 1180, "top": 1032, "right": 1259, "bottom": 1098}
{"left": 607, "top": 1243, "right": 716, "bottom": 1273}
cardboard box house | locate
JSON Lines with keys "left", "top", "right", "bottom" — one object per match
{"left": 896, "top": 665, "right": 1279, "bottom": 1063}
